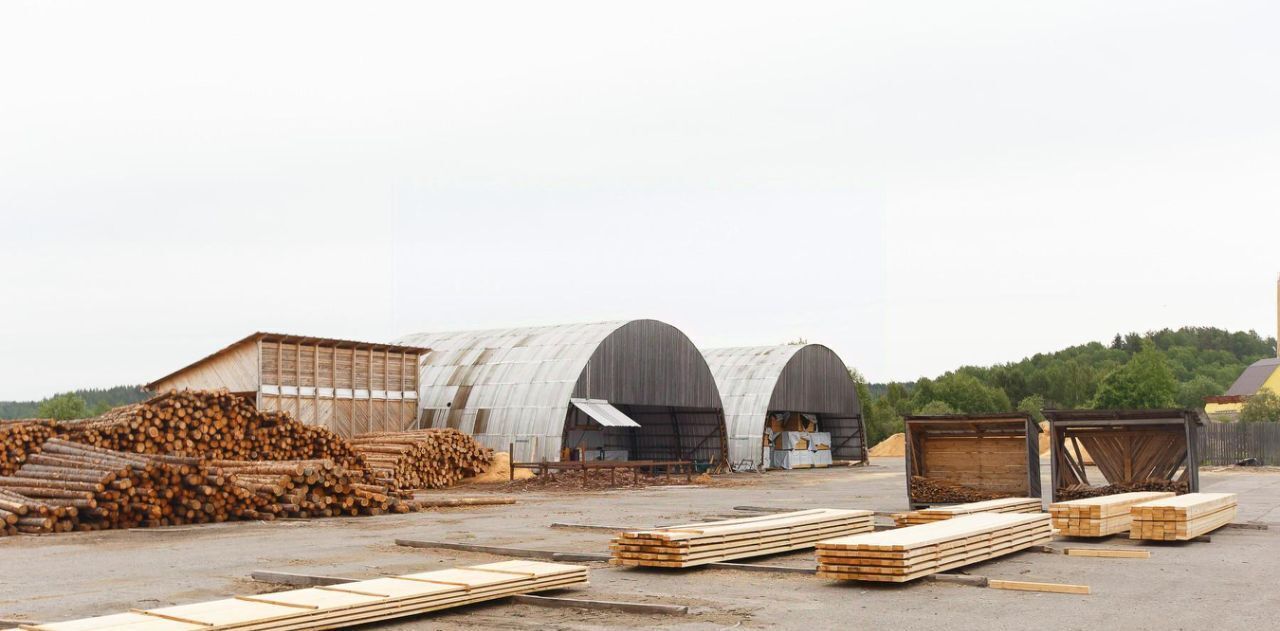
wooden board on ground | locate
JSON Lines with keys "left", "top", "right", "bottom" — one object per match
{"left": 1049, "top": 492, "right": 1175, "bottom": 537}
{"left": 610, "top": 509, "right": 874, "bottom": 568}
{"left": 816, "top": 512, "right": 1053, "bottom": 583}
{"left": 893, "top": 497, "right": 1042, "bottom": 527}
{"left": 27, "top": 560, "right": 588, "bottom": 631}
{"left": 1130, "top": 493, "right": 1238, "bottom": 541}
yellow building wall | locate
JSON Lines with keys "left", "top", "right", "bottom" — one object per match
{"left": 1206, "top": 366, "right": 1280, "bottom": 415}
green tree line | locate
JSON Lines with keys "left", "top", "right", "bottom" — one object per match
{"left": 853, "top": 327, "right": 1277, "bottom": 447}
{"left": 0, "top": 386, "right": 149, "bottom": 420}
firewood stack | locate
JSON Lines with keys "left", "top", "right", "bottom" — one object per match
{"left": 0, "top": 420, "right": 57, "bottom": 476}
{"left": 57, "top": 390, "right": 365, "bottom": 469}
{"left": 350, "top": 429, "right": 494, "bottom": 490}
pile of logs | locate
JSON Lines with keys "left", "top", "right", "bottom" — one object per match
{"left": 0, "top": 420, "right": 56, "bottom": 476}
{"left": 350, "top": 429, "right": 493, "bottom": 490}
{"left": 57, "top": 390, "right": 365, "bottom": 469}
{"left": 0, "top": 439, "right": 413, "bottom": 536}
{"left": 210, "top": 459, "right": 411, "bottom": 517}
{"left": 909, "top": 476, "right": 1014, "bottom": 504}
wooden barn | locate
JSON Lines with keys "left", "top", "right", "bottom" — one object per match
{"left": 146, "top": 332, "right": 429, "bottom": 437}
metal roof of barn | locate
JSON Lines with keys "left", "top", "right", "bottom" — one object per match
{"left": 1224, "top": 357, "right": 1280, "bottom": 397}
{"left": 146, "top": 332, "right": 431, "bottom": 391}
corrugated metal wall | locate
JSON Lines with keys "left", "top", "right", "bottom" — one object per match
{"left": 400, "top": 320, "right": 727, "bottom": 462}
{"left": 704, "top": 344, "right": 865, "bottom": 467}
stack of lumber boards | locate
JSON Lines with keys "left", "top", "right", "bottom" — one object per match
{"left": 816, "top": 512, "right": 1053, "bottom": 582}
{"left": 57, "top": 390, "right": 365, "bottom": 469}
{"left": 350, "top": 429, "right": 493, "bottom": 490}
{"left": 893, "top": 497, "right": 1042, "bottom": 527}
{"left": 610, "top": 508, "right": 873, "bottom": 568}
{"left": 0, "top": 420, "right": 56, "bottom": 476}
{"left": 19, "top": 560, "right": 588, "bottom": 630}
{"left": 1049, "top": 491, "right": 1175, "bottom": 537}
{"left": 1130, "top": 492, "right": 1238, "bottom": 541}
{"left": 909, "top": 476, "right": 1013, "bottom": 504}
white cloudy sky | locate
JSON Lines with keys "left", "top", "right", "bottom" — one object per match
{"left": 1, "top": 1, "right": 1277, "bottom": 400}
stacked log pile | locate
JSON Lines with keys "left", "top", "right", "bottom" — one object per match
{"left": 57, "top": 390, "right": 365, "bottom": 469}
{"left": 0, "top": 420, "right": 57, "bottom": 476}
{"left": 0, "top": 440, "right": 412, "bottom": 536}
{"left": 909, "top": 476, "right": 1013, "bottom": 504}
{"left": 350, "top": 429, "right": 493, "bottom": 490}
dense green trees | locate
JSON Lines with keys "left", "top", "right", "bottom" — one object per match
{"left": 1240, "top": 390, "right": 1280, "bottom": 423}
{"left": 1, "top": 385, "right": 147, "bottom": 420}
{"left": 855, "top": 327, "right": 1275, "bottom": 446}
{"left": 36, "top": 393, "right": 88, "bottom": 420}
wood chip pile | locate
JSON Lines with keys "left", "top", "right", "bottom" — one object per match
{"left": 1130, "top": 492, "right": 1238, "bottom": 541}
{"left": 893, "top": 497, "right": 1042, "bottom": 527}
{"left": 1048, "top": 491, "right": 1175, "bottom": 537}
{"left": 909, "top": 476, "right": 1014, "bottom": 504}
{"left": 56, "top": 390, "right": 365, "bottom": 468}
{"left": 351, "top": 429, "right": 493, "bottom": 491}
{"left": 0, "top": 420, "right": 56, "bottom": 476}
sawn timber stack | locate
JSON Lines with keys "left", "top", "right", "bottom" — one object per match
{"left": 1130, "top": 492, "right": 1238, "bottom": 541}
{"left": 816, "top": 512, "right": 1053, "bottom": 582}
{"left": 893, "top": 497, "right": 1042, "bottom": 527}
{"left": 1049, "top": 491, "right": 1175, "bottom": 537}
{"left": 610, "top": 509, "right": 874, "bottom": 568}
{"left": 22, "top": 560, "right": 587, "bottom": 630}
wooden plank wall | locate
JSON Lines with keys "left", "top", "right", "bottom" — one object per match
{"left": 920, "top": 436, "right": 1030, "bottom": 495}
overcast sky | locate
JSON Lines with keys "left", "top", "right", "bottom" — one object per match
{"left": 1, "top": 1, "right": 1278, "bottom": 400}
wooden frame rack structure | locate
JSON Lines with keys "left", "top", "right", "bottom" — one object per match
{"left": 1045, "top": 409, "right": 1203, "bottom": 502}
{"left": 903, "top": 414, "right": 1041, "bottom": 509}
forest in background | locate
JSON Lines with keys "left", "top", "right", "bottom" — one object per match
{"left": 0, "top": 385, "right": 148, "bottom": 420}
{"left": 855, "top": 326, "right": 1277, "bottom": 446}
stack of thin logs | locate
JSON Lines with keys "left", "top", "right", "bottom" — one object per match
{"left": 0, "top": 440, "right": 412, "bottom": 535}
{"left": 57, "top": 390, "right": 365, "bottom": 469}
{"left": 0, "top": 420, "right": 57, "bottom": 476}
{"left": 909, "top": 476, "right": 1013, "bottom": 503}
{"left": 210, "top": 459, "right": 412, "bottom": 517}
{"left": 350, "top": 429, "right": 493, "bottom": 490}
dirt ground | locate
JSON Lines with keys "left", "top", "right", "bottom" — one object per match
{"left": 2, "top": 460, "right": 1278, "bottom": 630}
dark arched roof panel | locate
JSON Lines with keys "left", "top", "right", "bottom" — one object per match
{"left": 573, "top": 320, "right": 721, "bottom": 409}
{"left": 768, "top": 345, "right": 862, "bottom": 415}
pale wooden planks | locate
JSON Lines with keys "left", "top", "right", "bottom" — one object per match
{"left": 893, "top": 497, "right": 1042, "bottom": 527}
{"left": 1048, "top": 492, "right": 1175, "bottom": 537}
{"left": 28, "top": 561, "right": 588, "bottom": 631}
{"left": 988, "top": 580, "right": 1090, "bottom": 595}
{"left": 610, "top": 509, "right": 874, "bottom": 568}
{"left": 1130, "top": 493, "right": 1238, "bottom": 541}
{"left": 816, "top": 512, "right": 1053, "bottom": 582}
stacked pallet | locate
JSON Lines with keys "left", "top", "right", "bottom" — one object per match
{"left": 351, "top": 429, "right": 494, "bottom": 490}
{"left": 893, "top": 497, "right": 1042, "bottom": 527}
{"left": 23, "top": 560, "right": 588, "bottom": 631}
{"left": 1049, "top": 491, "right": 1175, "bottom": 537}
{"left": 816, "top": 512, "right": 1053, "bottom": 582}
{"left": 610, "top": 508, "right": 874, "bottom": 568}
{"left": 1130, "top": 492, "right": 1237, "bottom": 541}
{"left": 57, "top": 390, "right": 365, "bottom": 468}
{"left": 0, "top": 420, "right": 56, "bottom": 476}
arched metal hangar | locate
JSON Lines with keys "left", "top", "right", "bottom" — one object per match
{"left": 397, "top": 320, "right": 728, "bottom": 464}
{"left": 702, "top": 344, "right": 867, "bottom": 469}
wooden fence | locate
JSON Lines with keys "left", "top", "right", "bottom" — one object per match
{"left": 1199, "top": 422, "right": 1280, "bottom": 465}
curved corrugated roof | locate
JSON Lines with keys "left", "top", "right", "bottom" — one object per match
{"left": 397, "top": 320, "right": 725, "bottom": 462}
{"left": 703, "top": 344, "right": 862, "bottom": 466}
